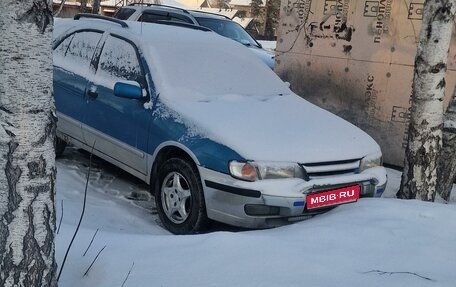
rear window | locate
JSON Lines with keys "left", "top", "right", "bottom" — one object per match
{"left": 113, "top": 8, "right": 135, "bottom": 20}
{"left": 138, "top": 11, "right": 193, "bottom": 24}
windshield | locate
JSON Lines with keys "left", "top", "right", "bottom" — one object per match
{"left": 195, "top": 17, "right": 260, "bottom": 48}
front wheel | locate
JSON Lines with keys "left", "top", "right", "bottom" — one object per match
{"left": 155, "top": 158, "right": 209, "bottom": 234}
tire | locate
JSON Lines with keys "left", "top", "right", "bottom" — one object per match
{"left": 55, "top": 137, "right": 67, "bottom": 158}
{"left": 155, "top": 157, "right": 209, "bottom": 234}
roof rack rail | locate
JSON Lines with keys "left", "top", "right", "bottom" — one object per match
{"left": 188, "top": 9, "right": 231, "bottom": 20}
{"left": 154, "top": 20, "right": 211, "bottom": 32}
{"left": 128, "top": 3, "right": 191, "bottom": 14}
{"left": 74, "top": 13, "right": 129, "bottom": 28}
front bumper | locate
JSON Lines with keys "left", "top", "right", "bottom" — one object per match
{"left": 199, "top": 166, "right": 387, "bottom": 228}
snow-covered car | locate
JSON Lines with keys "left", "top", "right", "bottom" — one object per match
{"left": 53, "top": 15, "right": 387, "bottom": 234}
{"left": 112, "top": 3, "right": 276, "bottom": 69}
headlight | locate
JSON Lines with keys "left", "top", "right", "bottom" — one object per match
{"left": 229, "top": 161, "right": 303, "bottom": 181}
{"left": 229, "top": 161, "right": 259, "bottom": 181}
{"left": 359, "top": 151, "right": 383, "bottom": 172}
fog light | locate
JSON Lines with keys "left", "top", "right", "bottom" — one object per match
{"left": 361, "top": 182, "right": 375, "bottom": 197}
{"left": 244, "top": 204, "right": 280, "bottom": 216}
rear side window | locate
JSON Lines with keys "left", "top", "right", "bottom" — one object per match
{"left": 138, "top": 11, "right": 193, "bottom": 24}
{"left": 54, "top": 31, "right": 102, "bottom": 70}
{"left": 113, "top": 8, "right": 136, "bottom": 20}
{"left": 66, "top": 32, "right": 103, "bottom": 66}
{"left": 54, "top": 34, "right": 74, "bottom": 59}
{"left": 96, "top": 36, "right": 144, "bottom": 84}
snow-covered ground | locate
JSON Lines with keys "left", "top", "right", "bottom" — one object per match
{"left": 56, "top": 147, "right": 456, "bottom": 287}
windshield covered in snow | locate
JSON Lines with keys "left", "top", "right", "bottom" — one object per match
{"left": 144, "top": 28, "right": 288, "bottom": 101}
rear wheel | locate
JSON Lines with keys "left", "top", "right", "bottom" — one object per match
{"left": 155, "top": 157, "right": 209, "bottom": 234}
{"left": 55, "top": 137, "right": 67, "bottom": 157}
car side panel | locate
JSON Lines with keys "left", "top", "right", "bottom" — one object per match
{"left": 54, "top": 67, "right": 86, "bottom": 141}
{"left": 54, "top": 31, "right": 104, "bottom": 142}
{"left": 82, "top": 35, "right": 151, "bottom": 175}
{"left": 82, "top": 84, "right": 151, "bottom": 175}
{"left": 147, "top": 99, "right": 245, "bottom": 174}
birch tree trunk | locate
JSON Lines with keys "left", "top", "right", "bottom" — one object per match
{"left": 0, "top": 1, "right": 57, "bottom": 286}
{"left": 437, "top": 87, "right": 456, "bottom": 200}
{"left": 398, "top": 0, "right": 456, "bottom": 201}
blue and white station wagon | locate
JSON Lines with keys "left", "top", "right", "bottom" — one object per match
{"left": 53, "top": 15, "right": 387, "bottom": 234}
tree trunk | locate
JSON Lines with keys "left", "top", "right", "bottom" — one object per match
{"left": 398, "top": 0, "right": 456, "bottom": 201}
{"left": 0, "top": 1, "right": 57, "bottom": 286}
{"left": 264, "top": 0, "right": 280, "bottom": 39}
{"left": 80, "top": 0, "right": 87, "bottom": 12}
{"left": 54, "top": 0, "right": 68, "bottom": 17}
{"left": 437, "top": 87, "right": 456, "bottom": 200}
{"left": 92, "top": 0, "right": 101, "bottom": 15}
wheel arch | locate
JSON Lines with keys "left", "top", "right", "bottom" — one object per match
{"left": 149, "top": 142, "right": 201, "bottom": 195}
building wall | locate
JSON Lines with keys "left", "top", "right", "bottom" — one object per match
{"left": 275, "top": 0, "right": 456, "bottom": 166}
{"left": 53, "top": 2, "right": 82, "bottom": 18}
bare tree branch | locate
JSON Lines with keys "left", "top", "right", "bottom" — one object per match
{"left": 83, "top": 245, "right": 107, "bottom": 277}
{"left": 83, "top": 228, "right": 99, "bottom": 256}
{"left": 57, "top": 199, "right": 64, "bottom": 234}
{"left": 57, "top": 142, "right": 96, "bottom": 282}
{"left": 54, "top": 0, "right": 67, "bottom": 17}
{"left": 121, "top": 262, "right": 135, "bottom": 287}
{"left": 363, "top": 269, "right": 435, "bottom": 282}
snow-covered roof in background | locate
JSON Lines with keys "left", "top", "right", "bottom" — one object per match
{"left": 159, "top": 0, "right": 190, "bottom": 8}
{"left": 229, "top": 0, "right": 265, "bottom": 7}
{"left": 232, "top": 16, "right": 253, "bottom": 28}
{"left": 193, "top": 7, "right": 238, "bottom": 19}
{"left": 53, "top": 0, "right": 83, "bottom": 6}
{"left": 175, "top": 0, "right": 205, "bottom": 8}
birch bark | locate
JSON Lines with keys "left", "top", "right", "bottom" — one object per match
{"left": 398, "top": 0, "right": 456, "bottom": 201}
{"left": 437, "top": 87, "right": 456, "bottom": 200}
{"left": 0, "top": 0, "right": 56, "bottom": 286}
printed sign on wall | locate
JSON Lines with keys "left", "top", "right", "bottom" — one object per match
{"left": 276, "top": 0, "right": 456, "bottom": 166}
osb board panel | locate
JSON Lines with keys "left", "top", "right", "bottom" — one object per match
{"left": 275, "top": 0, "right": 456, "bottom": 166}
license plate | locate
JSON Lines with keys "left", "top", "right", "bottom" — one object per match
{"left": 306, "top": 185, "right": 360, "bottom": 210}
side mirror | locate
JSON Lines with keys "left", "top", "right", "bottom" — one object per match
{"left": 114, "top": 81, "right": 143, "bottom": 99}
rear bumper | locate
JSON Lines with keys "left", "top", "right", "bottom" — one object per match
{"left": 199, "top": 166, "right": 387, "bottom": 228}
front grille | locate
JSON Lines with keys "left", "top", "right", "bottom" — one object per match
{"left": 300, "top": 159, "right": 361, "bottom": 180}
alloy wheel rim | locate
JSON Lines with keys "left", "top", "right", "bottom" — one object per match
{"left": 161, "top": 171, "right": 192, "bottom": 224}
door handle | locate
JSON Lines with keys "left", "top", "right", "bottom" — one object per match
{"left": 87, "top": 85, "right": 98, "bottom": 99}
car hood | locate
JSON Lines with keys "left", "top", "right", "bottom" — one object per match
{"left": 163, "top": 93, "right": 380, "bottom": 164}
